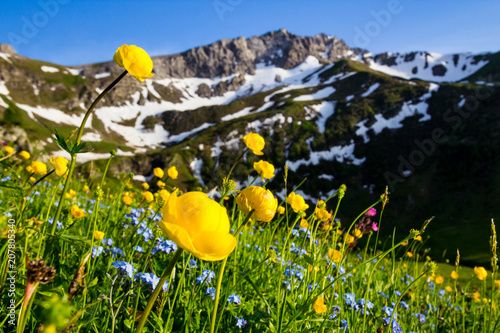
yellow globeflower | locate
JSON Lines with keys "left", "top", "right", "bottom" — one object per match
{"left": 94, "top": 230, "right": 105, "bottom": 241}
{"left": 313, "top": 297, "right": 327, "bottom": 314}
{"left": 277, "top": 206, "right": 285, "bottom": 215}
{"left": 414, "top": 235, "right": 423, "bottom": 242}
{"left": 157, "top": 180, "right": 166, "bottom": 188}
{"left": 26, "top": 165, "right": 34, "bottom": 173}
{"left": 406, "top": 252, "right": 413, "bottom": 258}
{"left": 31, "top": 161, "right": 47, "bottom": 175}
{"left": 142, "top": 191, "right": 154, "bottom": 203}
{"left": 328, "top": 249, "right": 342, "bottom": 263}
{"left": 495, "top": 280, "right": 500, "bottom": 289}
{"left": 70, "top": 205, "right": 85, "bottom": 219}
{"left": 286, "top": 192, "right": 309, "bottom": 213}
{"left": 50, "top": 156, "right": 69, "bottom": 177}
{"left": 123, "top": 194, "right": 133, "bottom": 205}
{"left": 167, "top": 166, "right": 178, "bottom": 179}
{"left": 315, "top": 207, "right": 331, "bottom": 221}
{"left": 18, "top": 151, "right": 30, "bottom": 159}
{"left": 243, "top": 132, "right": 265, "bottom": 155}
{"left": 253, "top": 160, "right": 275, "bottom": 181}
{"left": 159, "top": 189, "right": 170, "bottom": 202}
{"left": 113, "top": 44, "right": 154, "bottom": 82}
{"left": 474, "top": 266, "right": 488, "bottom": 280}
{"left": 299, "top": 218, "right": 309, "bottom": 229}
{"left": 154, "top": 167, "right": 164, "bottom": 178}
{"left": 345, "top": 234, "right": 355, "bottom": 244}
{"left": 435, "top": 276, "right": 444, "bottom": 284}
{"left": 445, "top": 286, "right": 453, "bottom": 292}
{"left": 142, "top": 182, "right": 150, "bottom": 190}
{"left": 451, "top": 271, "right": 459, "bottom": 279}
{"left": 236, "top": 186, "right": 278, "bottom": 222}
{"left": 29, "top": 176, "right": 36, "bottom": 182}
{"left": 473, "top": 291, "right": 481, "bottom": 302}
{"left": 354, "top": 229, "right": 362, "bottom": 239}
{"left": 158, "top": 191, "right": 237, "bottom": 261}
{"left": 3, "top": 146, "right": 14, "bottom": 154}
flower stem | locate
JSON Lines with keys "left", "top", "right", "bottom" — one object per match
{"left": 134, "top": 247, "right": 183, "bottom": 333}
{"left": 49, "top": 71, "right": 127, "bottom": 237}
{"left": 210, "top": 257, "right": 228, "bottom": 333}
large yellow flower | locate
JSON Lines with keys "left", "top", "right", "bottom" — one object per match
{"left": 113, "top": 44, "right": 154, "bottom": 82}
{"left": 315, "top": 207, "right": 331, "bottom": 221}
{"left": 31, "top": 161, "right": 47, "bottom": 175}
{"left": 474, "top": 266, "right": 488, "bottom": 280}
{"left": 50, "top": 156, "right": 69, "bottom": 177}
{"left": 243, "top": 132, "right": 265, "bottom": 155}
{"left": 286, "top": 192, "right": 309, "bottom": 213}
{"left": 236, "top": 186, "right": 278, "bottom": 222}
{"left": 167, "top": 166, "right": 178, "bottom": 179}
{"left": 158, "top": 192, "right": 236, "bottom": 261}
{"left": 253, "top": 160, "right": 275, "bottom": 181}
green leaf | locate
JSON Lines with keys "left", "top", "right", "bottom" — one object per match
{"left": 303, "top": 254, "right": 314, "bottom": 266}
{"left": 54, "top": 129, "right": 71, "bottom": 154}
{"left": 88, "top": 277, "right": 99, "bottom": 288}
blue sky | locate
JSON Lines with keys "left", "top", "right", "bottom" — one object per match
{"left": 1, "top": 0, "right": 499, "bottom": 66}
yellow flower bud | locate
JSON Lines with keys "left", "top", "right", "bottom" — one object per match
{"left": 253, "top": 160, "right": 275, "bottom": 181}
{"left": 159, "top": 189, "right": 170, "bottom": 202}
{"left": 236, "top": 186, "right": 278, "bottom": 222}
{"left": 315, "top": 207, "right": 331, "bottom": 221}
{"left": 243, "top": 132, "right": 265, "bottom": 155}
{"left": 83, "top": 185, "right": 90, "bottom": 192}
{"left": 299, "top": 218, "right": 309, "bottom": 229}
{"left": 3, "top": 146, "right": 14, "bottom": 154}
{"left": 474, "top": 266, "right": 487, "bottom": 280}
{"left": 123, "top": 194, "right": 133, "bottom": 205}
{"left": 158, "top": 191, "right": 237, "bottom": 261}
{"left": 435, "top": 276, "right": 444, "bottom": 284}
{"left": 29, "top": 176, "right": 36, "bottom": 182}
{"left": 157, "top": 180, "right": 165, "bottom": 188}
{"left": 142, "top": 191, "right": 154, "bottom": 203}
{"left": 153, "top": 167, "right": 164, "bottom": 178}
{"left": 94, "top": 230, "right": 105, "bottom": 241}
{"left": 167, "top": 166, "right": 178, "bottom": 179}
{"left": 142, "top": 182, "right": 150, "bottom": 190}
{"left": 277, "top": 206, "right": 285, "bottom": 215}
{"left": 451, "top": 271, "right": 459, "bottom": 279}
{"left": 313, "top": 297, "right": 327, "bottom": 314}
{"left": 18, "top": 150, "right": 30, "bottom": 159}
{"left": 50, "top": 156, "right": 69, "bottom": 177}
{"left": 328, "top": 249, "right": 342, "bottom": 263}
{"left": 113, "top": 44, "right": 154, "bottom": 82}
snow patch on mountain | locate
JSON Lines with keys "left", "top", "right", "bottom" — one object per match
{"left": 17, "top": 103, "right": 93, "bottom": 128}
{"left": 287, "top": 140, "right": 365, "bottom": 172}
{"left": 190, "top": 157, "right": 205, "bottom": 188}
{"left": 361, "top": 83, "right": 380, "bottom": 97}
{"left": 221, "top": 106, "right": 254, "bottom": 121}
{"left": 308, "top": 101, "right": 336, "bottom": 133}
{"left": 293, "top": 86, "right": 335, "bottom": 101}
{"left": 367, "top": 52, "right": 488, "bottom": 82}
{"left": 0, "top": 52, "right": 12, "bottom": 64}
{"left": 95, "top": 72, "right": 111, "bottom": 79}
{"left": 41, "top": 66, "right": 59, "bottom": 73}
{"left": 355, "top": 83, "right": 439, "bottom": 143}
{"left": 0, "top": 81, "right": 9, "bottom": 95}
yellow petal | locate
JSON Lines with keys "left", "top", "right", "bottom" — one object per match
{"left": 191, "top": 231, "right": 237, "bottom": 261}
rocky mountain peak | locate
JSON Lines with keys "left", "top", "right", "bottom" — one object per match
{"left": 0, "top": 44, "right": 16, "bottom": 55}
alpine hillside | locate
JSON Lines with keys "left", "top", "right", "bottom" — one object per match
{"left": 1, "top": 29, "right": 499, "bottom": 265}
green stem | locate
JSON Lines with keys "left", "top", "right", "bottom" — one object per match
{"left": 210, "top": 257, "right": 229, "bottom": 333}
{"left": 135, "top": 247, "right": 183, "bottom": 333}
{"left": 50, "top": 70, "right": 127, "bottom": 236}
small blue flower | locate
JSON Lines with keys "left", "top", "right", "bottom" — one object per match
{"left": 105, "top": 247, "right": 125, "bottom": 258}
{"left": 152, "top": 240, "right": 178, "bottom": 255}
{"left": 344, "top": 293, "right": 356, "bottom": 307}
{"left": 48, "top": 218, "right": 63, "bottom": 230}
{"left": 395, "top": 290, "right": 401, "bottom": 297}
{"left": 356, "top": 254, "right": 362, "bottom": 260}
{"left": 205, "top": 287, "right": 216, "bottom": 300}
{"left": 134, "top": 246, "right": 144, "bottom": 253}
{"left": 330, "top": 305, "right": 342, "bottom": 319}
{"left": 439, "top": 289, "right": 445, "bottom": 296}
{"left": 111, "top": 261, "right": 136, "bottom": 278}
{"left": 399, "top": 301, "right": 409, "bottom": 311}
{"left": 381, "top": 306, "right": 394, "bottom": 316}
{"left": 102, "top": 238, "right": 114, "bottom": 246}
{"left": 308, "top": 283, "right": 318, "bottom": 292}
{"left": 134, "top": 272, "right": 169, "bottom": 291}
{"left": 415, "top": 312, "right": 426, "bottom": 324}
{"left": 235, "top": 317, "right": 247, "bottom": 329}
{"left": 227, "top": 293, "right": 241, "bottom": 305}
{"left": 340, "top": 319, "right": 349, "bottom": 331}
{"left": 92, "top": 246, "right": 104, "bottom": 258}
{"left": 1, "top": 176, "right": 11, "bottom": 182}
{"left": 137, "top": 222, "right": 154, "bottom": 242}
{"left": 188, "top": 259, "right": 197, "bottom": 268}
{"left": 196, "top": 270, "right": 216, "bottom": 284}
